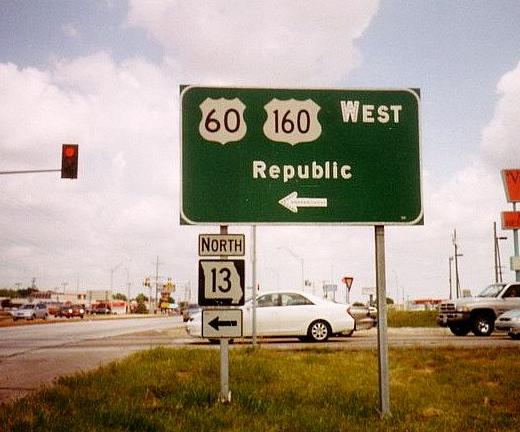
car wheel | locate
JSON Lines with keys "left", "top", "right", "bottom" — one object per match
{"left": 343, "top": 330, "right": 355, "bottom": 337}
{"left": 307, "top": 320, "right": 331, "bottom": 342}
{"left": 471, "top": 313, "right": 494, "bottom": 336}
{"left": 448, "top": 324, "right": 470, "bottom": 336}
{"left": 43, "top": 313, "right": 48, "bottom": 320}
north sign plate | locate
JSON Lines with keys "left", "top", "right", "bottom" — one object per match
{"left": 181, "top": 86, "right": 422, "bottom": 225}
{"left": 198, "top": 233, "right": 245, "bottom": 257}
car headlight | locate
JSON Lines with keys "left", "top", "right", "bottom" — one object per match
{"left": 511, "top": 316, "right": 520, "bottom": 322}
{"left": 456, "top": 305, "right": 470, "bottom": 312}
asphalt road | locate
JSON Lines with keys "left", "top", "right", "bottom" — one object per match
{"left": 1, "top": 318, "right": 518, "bottom": 403}
{"left": 0, "top": 316, "right": 185, "bottom": 403}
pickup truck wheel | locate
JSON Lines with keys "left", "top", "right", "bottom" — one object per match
{"left": 448, "top": 324, "right": 470, "bottom": 336}
{"left": 471, "top": 313, "right": 494, "bottom": 336}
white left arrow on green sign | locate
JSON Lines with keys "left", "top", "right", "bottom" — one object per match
{"left": 278, "top": 191, "right": 328, "bottom": 213}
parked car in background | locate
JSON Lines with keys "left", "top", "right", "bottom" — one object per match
{"left": 186, "top": 291, "right": 356, "bottom": 342}
{"left": 58, "top": 304, "right": 85, "bottom": 319}
{"left": 347, "top": 305, "right": 377, "bottom": 333}
{"left": 12, "top": 303, "right": 48, "bottom": 321}
{"left": 495, "top": 309, "right": 520, "bottom": 340}
{"left": 46, "top": 302, "right": 63, "bottom": 317}
{"left": 91, "top": 303, "right": 112, "bottom": 314}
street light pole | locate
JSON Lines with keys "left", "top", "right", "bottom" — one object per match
{"left": 277, "top": 247, "right": 304, "bottom": 291}
{"left": 110, "top": 260, "right": 125, "bottom": 292}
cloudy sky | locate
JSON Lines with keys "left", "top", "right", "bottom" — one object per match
{"left": 1, "top": 0, "right": 519, "bottom": 304}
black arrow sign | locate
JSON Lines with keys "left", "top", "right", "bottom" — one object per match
{"left": 209, "top": 316, "right": 238, "bottom": 331}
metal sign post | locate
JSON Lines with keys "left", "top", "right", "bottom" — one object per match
{"left": 219, "top": 225, "right": 231, "bottom": 403}
{"left": 375, "top": 225, "right": 390, "bottom": 417}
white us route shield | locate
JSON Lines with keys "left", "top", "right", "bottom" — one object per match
{"left": 198, "top": 97, "right": 247, "bottom": 145}
{"left": 263, "top": 98, "right": 322, "bottom": 145}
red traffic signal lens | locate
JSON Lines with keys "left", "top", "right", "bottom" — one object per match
{"left": 64, "top": 146, "right": 76, "bottom": 158}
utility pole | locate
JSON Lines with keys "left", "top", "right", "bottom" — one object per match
{"left": 153, "top": 256, "right": 163, "bottom": 314}
{"left": 448, "top": 256, "right": 453, "bottom": 300}
{"left": 62, "top": 282, "right": 69, "bottom": 302}
{"left": 494, "top": 222, "right": 507, "bottom": 283}
{"left": 452, "top": 229, "right": 462, "bottom": 298}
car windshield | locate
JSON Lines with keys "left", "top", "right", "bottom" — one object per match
{"left": 21, "top": 304, "right": 35, "bottom": 309}
{"left": 477, "top": 284, "right": 506, "bottom": 298}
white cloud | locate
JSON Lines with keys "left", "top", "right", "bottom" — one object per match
{"left": 480, "top": 60, "right": 520, "bottom": 170}
{"left": 62, "top": 23, "right": 80, "bottom": 38}
{"left": 0, "top": 54, "right": 180, "bottom": 292}
{"left": 127, "top": 0, "right": 380, "bottom": 86}
{"left": 395, "top": 61, "right": 520, "bottom": 297}
{"left": 2, "top": 1, "right": 518, "bottom": 305}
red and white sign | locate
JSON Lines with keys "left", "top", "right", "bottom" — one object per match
{"left": 501, "top": 211, "right": 520, "bottom": 230}
{"left": 502, "top": 169, "right": 520, "bottom": 202}
{"left": 342, "top": 276, "right": 354, "bottom": 290}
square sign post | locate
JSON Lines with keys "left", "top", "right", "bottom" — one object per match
{"left": 181, "top": 86, "right": 422, "bottom": 418}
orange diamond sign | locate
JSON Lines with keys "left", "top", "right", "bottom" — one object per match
{"left": 502, "top": 169, "right": 520, "bottom": 202}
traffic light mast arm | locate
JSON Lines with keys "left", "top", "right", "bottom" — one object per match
{"left": 0, "top": 169, "right": 61, "bottom": 175}
{"left": 1, "top": 144, "right": 79, "bottom": 178}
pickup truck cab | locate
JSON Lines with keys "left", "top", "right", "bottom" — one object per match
{"left": 438, "top": 282, "right": 520, "bottom": 336}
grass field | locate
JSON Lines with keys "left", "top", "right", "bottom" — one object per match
{"left": 1, "top": 346, "right": 518, "bottom": 432}
{"left": 387, "top": 309, "right": 438, "bottom": 327}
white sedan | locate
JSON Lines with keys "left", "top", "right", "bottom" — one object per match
{"left": 186, "top": 291, "right": 355, "bottom": 342}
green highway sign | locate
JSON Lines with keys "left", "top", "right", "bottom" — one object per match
{"left": 181, "top": 86, "right": 422, "bottom": 225}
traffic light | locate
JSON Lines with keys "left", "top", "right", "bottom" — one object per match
{"left": 61, "top": 144, "right": 79, "bottom": 179}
